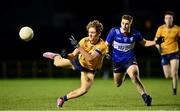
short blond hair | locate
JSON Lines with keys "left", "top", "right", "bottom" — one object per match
{"left": 86, "top": 20, "right": 103, "bottom": 34}
{"left": 122, "top": 14, "right": 133, "bottom": 23}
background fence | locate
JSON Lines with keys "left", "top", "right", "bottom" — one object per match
{"left": 0, "top": 57, "right": 164, "bottom": 79}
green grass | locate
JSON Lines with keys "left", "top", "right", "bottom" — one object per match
{"left": 0, "top": 78, "right": 180, "bottom": 110}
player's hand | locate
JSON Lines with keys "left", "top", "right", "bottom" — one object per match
{"left": 69, "top": 35, "right": 80, "bottom": 48}
{"left": 156, "top": 36, "right": 164, "bottom": 45}
{"left": 60, "top": 49, "right": 68, "bottom": 58}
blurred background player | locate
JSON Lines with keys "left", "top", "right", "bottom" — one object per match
{"left": 155, "top": 11, "right": 180, "bottom": 95}
{"left": 43, "top": 20, "right": 107, "bottom": 107}
{"left": 105, "top": 14, "right": 164, "bottom": 106}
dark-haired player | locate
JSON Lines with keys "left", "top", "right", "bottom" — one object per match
{"left": 155, "top": 11, "right": 180, "bottom": 95}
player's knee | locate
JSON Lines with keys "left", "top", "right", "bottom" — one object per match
{"left": 115, "top": 80, "right": 122, "bottom": 87}
{"left": 165, "top": 76, "right": 170, "bottom": 79}
{"left": 130, "top": 75, "right": 138, "bottom": 83}
{"left": 165, "top": 74, "right": 171, "bottom": 79}
{"left": 80, "top": 88, "right": 88, "bottom": 95}
{"left": 172, "top": 73, "right": 178, "bottom": 78}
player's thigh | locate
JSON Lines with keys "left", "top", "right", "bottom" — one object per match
{"left": 170, "top": 59, "right": 179, "bottom": 73}
{"left": 162, "top": 65, "right": 171, "bottom": 77}
{"left": 54, "top": 58, "right": 74, "bottom": 69}
{"left": 113, "top": 72, "right": 124, "bottom": 81}
{"left": 126, "top": 65, "right": 139, "bottom": 78}
{"left": 80, "top": 72, "right": 95, "bottom": 90}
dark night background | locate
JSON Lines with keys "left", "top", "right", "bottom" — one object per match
{"left": 0, "top": 0, "right": 180, "bottom": 78}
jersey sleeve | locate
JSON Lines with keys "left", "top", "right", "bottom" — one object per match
{"left": 155, "top": 26, "right": 162, "bottom": 37}
{"left": 106, "top": 28, "right": 115, "bottom": 45}
{"left": 95, "top": 41, "right": 107, "bottom": 55}
{"left": 79, "top": 37, "right": 86, "bottom": 47}
{"left": 136, "top": 31, "right": 144, "bottom": 42}
{"left": 178, "top": 27, "right": 180, "bottom": 37}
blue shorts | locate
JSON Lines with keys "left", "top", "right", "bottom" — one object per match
{"left": 161, "top": 52, "right": 179, "bottom": 65}
{"left": 71, "top": 57, "right": 97, "bottom": 74}
{"left": 113, "top": 57, "right": 137, "bottom": 73}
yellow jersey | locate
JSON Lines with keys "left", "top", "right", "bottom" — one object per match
{"left": 78, "top": 37, "right": 107, "bottom": 70}
{"left": 156, "top": 24, "right": 180, "bottom": 55}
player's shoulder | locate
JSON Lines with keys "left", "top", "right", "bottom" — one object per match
{"left": 99, "top": 38, "right": 107, "bottom": 47}
{"left": 97, "top": 38, "right": 108, "bottom": 52}
{"left": 99, "top": 38, "right": 106, "bottom": 44}
{"left": 131, "top": 28, "right": 141, "bottom": 35}
{"left": 173, "top": 25, "right": 180, "bottom": 29}
{"left": 79, "top": 37, "right": 89, "bottom": 45}
{"left": 172, "top": 25, "right": 180, "bottom": 33}
{"left": 109, "top": 27, "right": 121, "bottom": 34}
{"left": 111, "top": 27, "right": 120, "bottom": 31}
{"left": 80, "top": 37, "right": 89, "bottom": 42}
{"left": 131, "top": 28, "right": 140, "bottom": 33}
{"left": 158, "top": 24, "right": 166, "bottom": 29}
{"left": 112, "top": 27, "right": 120, "bottom": 29}
{"left": 109, "top": 27, "right": 119, "bottom": 31}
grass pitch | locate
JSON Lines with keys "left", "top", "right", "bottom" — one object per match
{"left": 0, "top": 78, "right": 180, "bottom": 110}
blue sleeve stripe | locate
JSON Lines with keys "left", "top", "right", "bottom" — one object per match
{"left": 95, "top": 49, "right": 102, "bottom": 55}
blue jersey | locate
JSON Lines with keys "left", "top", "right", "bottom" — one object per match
{"left": 106, "top": 27, "right": 143, "bottom": 62}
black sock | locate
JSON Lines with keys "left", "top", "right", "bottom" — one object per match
{"left": 62, "top": 95, "right": 68, "bottom": 101}
{"left": 173, "top": 88, "right": 177, "bottom": 95}
{"left": 142, "top": 93, "right": 148, "bottom": 101}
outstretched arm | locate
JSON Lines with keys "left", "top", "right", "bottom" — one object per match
{"left": 154, "top": 37, "right": 163, "bottom": 53}
{"left": 139, "top": 39, "right": 156, "bottom": 47}
{"left": 140, "top": 37, "right": 164, "bottom": 47}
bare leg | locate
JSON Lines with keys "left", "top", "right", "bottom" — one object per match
{"left": 170, "top": 59, "right": 179, "bottom": 95}
{"left": 113, "top": 72, "right": 125, "bottom": 87}
{"left": 54, "top": 56, "right": 75, "bottom": 69}
{"left": 67, "top": 71, "right": 95, "bottom": 100}
{"left": 127, "top": 65, "right": 152, "bottom": 106}
{"left": 127, "top": 65, "right": 146, "bottom": 95}
{"left": 162, "top": 65, "right": 171, "bottom": 79}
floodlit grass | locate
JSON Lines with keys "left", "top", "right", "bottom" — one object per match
{"left": 0, "top": 78, "right": 180, "bottom": 110}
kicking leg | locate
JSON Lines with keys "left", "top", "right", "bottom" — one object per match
{"left": 54, "top": 56, "right": 75, "bottom": 69}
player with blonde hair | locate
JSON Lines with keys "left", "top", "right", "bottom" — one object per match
{"left": 43, "top": 20, "right": 107, "bottom": 107}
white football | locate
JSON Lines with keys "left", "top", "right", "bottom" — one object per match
{"left": 19, "top": 26, "right": 34, "bottom": 41}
